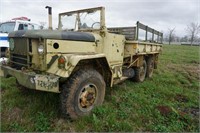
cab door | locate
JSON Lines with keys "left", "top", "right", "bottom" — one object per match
{"left": 103, "top": 32, "right": 125, "bottom": 65}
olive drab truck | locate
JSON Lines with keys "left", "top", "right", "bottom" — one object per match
{"left": 0, "top": 7, "right": 163, "bottom": 119}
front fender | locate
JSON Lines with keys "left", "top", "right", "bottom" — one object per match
{"left": 46, "top": 53, "right": 108, "bottom": 78}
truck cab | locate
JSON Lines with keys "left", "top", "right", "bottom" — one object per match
{"left": 0, "top": 17, "right": 41, "bottom": 61}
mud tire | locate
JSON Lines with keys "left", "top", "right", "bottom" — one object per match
{"left": 146, "top": 56, "right": 154, "bottom": 78}
{"left": 134, "top": 60, "right": 147, "bottom": 82}
{"left": 60, "top": 68, "right": 105, "bottom": 119}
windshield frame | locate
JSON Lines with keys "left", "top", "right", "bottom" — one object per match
{"left": 58, "top": 7, "right": 105, "bottom": 31}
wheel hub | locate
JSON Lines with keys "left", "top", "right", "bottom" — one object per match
{"left": 79, "top": 84, "right": 97, "bottom": 110}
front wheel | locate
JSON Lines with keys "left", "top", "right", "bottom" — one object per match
{"left": 60, "top": 68, "right": 105, "bottom": 119}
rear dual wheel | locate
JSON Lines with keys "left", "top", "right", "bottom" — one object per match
{"left": 134, "top": 60, "right": 147, "bottom": 82}
{"left": 134, "top": 56, "right": 154, "bottom": 82}
{"left": 146, "top": 56, "right": 154, "bottom": 78}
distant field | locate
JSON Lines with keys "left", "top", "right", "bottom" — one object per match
{"left": 1, "top": 45, "right": 199, "bottom": 132}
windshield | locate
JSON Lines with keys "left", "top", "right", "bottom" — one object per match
{"left": 0, "top": 22, "right": 15, "bottom": 33}
{"left": 60, "top": 14, "right": 77, "bottom": 30}
{"left": 59, "top": 10, "right": 101, "bottom": 31}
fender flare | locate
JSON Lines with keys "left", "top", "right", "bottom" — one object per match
{"left": 47, "top": 53, "right": 112, "bottom": 83}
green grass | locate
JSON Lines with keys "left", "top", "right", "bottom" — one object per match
{"left": 1, "top": 45, "right": 199, "bottom": 132}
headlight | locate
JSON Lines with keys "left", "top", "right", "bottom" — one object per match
{"left": 38, "top": 45, "right": 44, "bottom": 54}
{"left": 9, "top": 38, "right": 15, "bottom": 51}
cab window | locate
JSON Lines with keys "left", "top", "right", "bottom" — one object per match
{"left": 24, "top": 24, "right": 28, "bottom": 30}
{"left": 18, "top": 24, "right": 28, "bottom": 30}
{"left": 18, "top": 24, "right": 24, "bottom": 30}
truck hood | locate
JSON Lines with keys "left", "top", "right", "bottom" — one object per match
{"left": 8, "top": 30, "right": 95, "bottom": 42}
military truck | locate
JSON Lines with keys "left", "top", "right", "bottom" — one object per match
{"left": 0, "top": 7, "right": 163, "bottom": 119}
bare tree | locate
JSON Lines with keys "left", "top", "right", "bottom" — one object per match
{"left": 186, "top": 22, "right": 200, "bottom": 45}
{"left": 168, "top": 28, "right": 175, "bottom": 45}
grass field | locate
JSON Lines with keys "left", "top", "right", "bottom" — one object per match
{"left": 1, "top": 45, "right": 199, "bottom": 132}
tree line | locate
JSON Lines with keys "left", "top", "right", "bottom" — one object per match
{"left": 164, "top": 22, "right": 200, "bottom": 45}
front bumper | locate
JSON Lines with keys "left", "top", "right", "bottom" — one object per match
{"left": 0, "top": 65, "right": 60, "bottom": 93}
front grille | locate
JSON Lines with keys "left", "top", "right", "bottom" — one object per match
{"left": 10, "top": 38, "right": 32, "bottom": 70}
{"left": 10, "top": 54, "right": 28, "bottom": 69}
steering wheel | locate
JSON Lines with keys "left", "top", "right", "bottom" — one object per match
{"left": 91, "top": 22, "right": 100, "bottom": 29}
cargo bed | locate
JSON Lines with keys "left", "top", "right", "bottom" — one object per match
{"left": 108, "top": 21, "right": 163, "bottom": 57}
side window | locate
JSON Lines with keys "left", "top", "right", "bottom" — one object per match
{"left": 18, "top": 24, "right": 24, "bottom": 30}
{"left": 24, "top": 24, "right": 28, "bottom": 30}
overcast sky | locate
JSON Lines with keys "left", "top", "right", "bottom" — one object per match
{"left": 0, "top": 0, "right": 199, "bottom": 37}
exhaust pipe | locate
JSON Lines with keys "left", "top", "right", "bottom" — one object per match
{"left": 45, "top": 6, "right": 52, "bottom": 30}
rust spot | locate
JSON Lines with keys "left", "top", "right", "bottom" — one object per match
{"left": 156, "top": 105, "right": 172, "bottom": 116}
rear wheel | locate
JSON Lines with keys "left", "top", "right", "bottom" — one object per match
{"left": 146, "top": 56, "right": 154, "bottom": 78}
{"left": 60, "top": 68, "right": 105, "bottom": 119}
{"left": 134, "top": 60, "right": 147, "bottom": 82}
